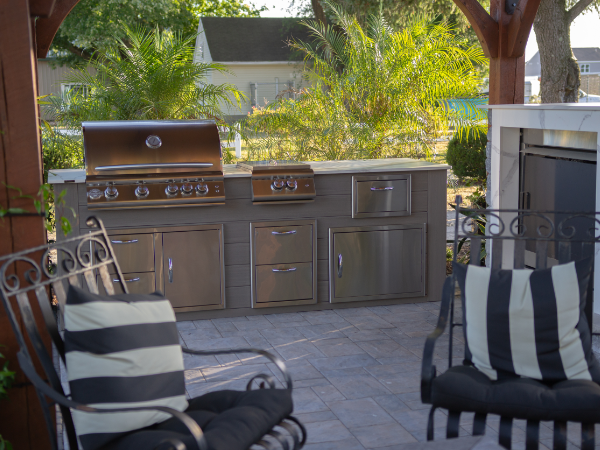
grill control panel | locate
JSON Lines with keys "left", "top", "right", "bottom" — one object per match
{"left": 251, "top": 175, "right": 316, "bottom": 203}
{"left": 86, "top": 179, "right": 225, "bottom": 210}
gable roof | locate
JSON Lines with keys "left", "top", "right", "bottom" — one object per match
{"left": 200, "top": 17, "right": 312, "bottom": 62}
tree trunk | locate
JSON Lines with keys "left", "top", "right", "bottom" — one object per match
{"left": 533, "top": 0, "right": 579, "bottom": 102}
{"left": 311, "top": 0, "right": 327, "bottom": 24}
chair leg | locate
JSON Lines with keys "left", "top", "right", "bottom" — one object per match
{"left": 582, "top": 423, "right": 595, "bottom": 450}
{"left": 447, "top": 410, "right": 461, "bottom": 439}
{"left": 473, "top": 413, "right": 487, "bottom": 436}
{"left": 499, "top": 416, "right": 513, "bottom": 450}
{"left": 525, "top": 420, "right": 539, "bottom": 450}
{"left": 553, "top": 421, "right": 567, "bottom": 450}
{"left": 427, "top": 407, "right": 437, "bottom": 441}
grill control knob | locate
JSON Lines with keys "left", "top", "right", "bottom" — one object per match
{"left": 272, "top": 179, "right": 285, "bottom": 190}
{"left": 181, "top": 182, "right": 193, "bottom": 195}
{"left": 286, "top": 179, "right": 297, "bottom": 190}
{"left": 166, "top": 183, "right": 178, "bottom": 196}
{"left": 135, "top": 185, "right": 149, "bottom": 198}
{"left": 88, "top": 188, "right": 103, "bottom": 200}
{"left": 104, "top": 185, "right": 118, "bottom": 199}
{"left": 196, "top": 182, "right": 208, "bottom": 194}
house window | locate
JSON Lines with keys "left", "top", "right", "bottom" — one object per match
{"left": 580, "top": 64, "right": 590, "bottom": 73}
{"left": 61, "top": 83, "right": 89, "bottom": 98}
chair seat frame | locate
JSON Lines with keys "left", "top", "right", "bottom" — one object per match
{"left": 0, "top": 217, "right": 306, "bottom": 450}
{"left": 421, "top": 196, "right": 600, "bottom": 450}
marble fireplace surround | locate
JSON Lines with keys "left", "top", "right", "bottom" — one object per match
{"left": 483, "top": 103, "right": 600, "bottom": 313}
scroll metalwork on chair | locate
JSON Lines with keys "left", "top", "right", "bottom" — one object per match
{"left": 421, "top": 196, "right": 600, "bottom": 450}
{"left": 0, "top": 216, "right": 306, "bottom": 450}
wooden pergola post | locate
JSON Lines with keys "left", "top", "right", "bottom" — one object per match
{"left": 452, "top": 0, "right": 542, "bottom": 105}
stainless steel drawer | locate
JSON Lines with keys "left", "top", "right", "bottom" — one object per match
{"left": 107, "top": 233, "right": 155, "bottom": 273}
{"left": 254, "top": 224, "right": 313, "bottom": 265}
{"left": 352, "top": 175, "right": 411, "bottom": 218}
{"left": 98, "top": 272, "right": 156, "bottom": 295}
{"left": 255, "top": 263, "right": 313, "bottom": 303}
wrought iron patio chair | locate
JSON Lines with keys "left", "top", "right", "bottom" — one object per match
{"left": 421, "top": 196, "right": 600, "bottom": 450}
{"left": 0, "top": 216, "right": 306, "bottom": 450}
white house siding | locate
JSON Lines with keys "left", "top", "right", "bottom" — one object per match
{"left": 211, "top": 62, "right": 307, "bottom": 116}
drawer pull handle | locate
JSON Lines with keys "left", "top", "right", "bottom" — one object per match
{"left": 271, "top": 230, "right": 297, "bottom": 235}
{"left": 168, "top": 258, "right": 173, "bottom": 283}
{"left": 272, "top": 267, "right": 297, "bottom": 272}
{"left": 370, "top": 186, "right": 394, "bottom": 191}
{"left": 113, "top": 277, "right": 140, "bottom": 283}
{"left": 111, "top": 239, "right": 139, "bottom": 244}
{"left": 338, "top": 253, "right": 343, "bottom": 278}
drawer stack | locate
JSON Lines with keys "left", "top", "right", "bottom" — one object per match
{"left": 250, "top": 220, "right": 317, "bottom": 308}
{"left": 100, "top": 232, "right": 157, "bottom": 295}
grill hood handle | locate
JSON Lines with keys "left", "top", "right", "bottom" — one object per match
{"left": 94, "top": 163, "right": 213, "bottom": 171}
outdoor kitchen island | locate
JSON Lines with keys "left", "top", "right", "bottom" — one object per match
{"left": 50, "top": 158, "right": 448, "bottom": 320}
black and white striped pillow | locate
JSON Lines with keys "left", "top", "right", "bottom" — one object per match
{"left": 64, "top": 286, "right": 188, "bottom": 450}
{"left": 453, "top": 259, "right": 600, "bottom": 383}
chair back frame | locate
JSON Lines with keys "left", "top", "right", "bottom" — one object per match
{"left": 0, "top": 216, "right": 129, "bottom": 450}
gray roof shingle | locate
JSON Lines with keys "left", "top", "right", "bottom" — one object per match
{"left": 201, "top": 17, "right": 312, "bottom": 62}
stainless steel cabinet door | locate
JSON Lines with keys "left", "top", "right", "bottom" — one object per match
{"left": 162, "top": 230, "right": 224, "bottom": 308}
{"left": 98, "top": 272, "right": 156, "bottom": 295}
{"left": 331, "top": 225, "right": 425, "bottom": 302}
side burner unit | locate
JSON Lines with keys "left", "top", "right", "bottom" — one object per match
{"left": 83, "top": 120, "right": 225, "bottom": 210}
{"left": 237, "top": 160, "right": 316, "bottom": 203}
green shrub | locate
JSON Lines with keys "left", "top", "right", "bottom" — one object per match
{"left": 0, "top": 350, "right": 14, "bottom": 450}
{"left": 446, "top": 129, "right": 487, "bottom": 182}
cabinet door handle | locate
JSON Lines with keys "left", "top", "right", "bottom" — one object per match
{"left": 370, "top": 186, "right": 393, "bottom": 191}
{"left": 337, "top": 253, "right": 343, "bottom": 278}
{"left": 271, "top": 230, "right": 296, "bottom": 235}
{"left": 168, "top": 258, "right": 173, "bottom": 283}
{"left": 272, "top": 267, "right": 297, "bottom": 272}
{"left": 113, "top": 277, "right": 140, "bottom": 283}
{"left": 111, "top": 239, "right": 138, "bottom": 244}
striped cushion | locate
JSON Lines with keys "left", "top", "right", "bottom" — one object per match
{"left": 453, "top": 259, "right": 600, "bottom": 383}
{"left": 64, "top": 286, "right": 188, "bottom": 450}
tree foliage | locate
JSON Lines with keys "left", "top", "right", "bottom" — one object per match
{"left": 49, "top": 26, "right": 244, "bottom": 124}
{"left": 241, "top": 2, "right": 487, "bottom": 161}
{"left": 446, "top": 128, "right": 487, "bottom": 182}
{"left": 50, "top": 0, "right": 265, "bottom": 67}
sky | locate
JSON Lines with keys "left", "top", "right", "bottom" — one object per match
{"left": 257, "top": 0, "right": 600, "bottom": 64}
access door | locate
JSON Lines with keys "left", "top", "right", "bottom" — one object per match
{"left": 330, "top": 224, "right": 426, "bottom": 302}
{"left": 162, "top": 228, "right": 224, "bottom": 310}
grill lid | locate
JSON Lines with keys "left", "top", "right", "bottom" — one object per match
{"left": 83, "top": 120, "right": 222, "bottom": 179}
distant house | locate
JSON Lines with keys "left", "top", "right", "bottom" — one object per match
{"left": 194, "top": 17, "right": 312, "bottom": 120}
{"left": 525, "top": 48, "right": 600, "bottom": 95}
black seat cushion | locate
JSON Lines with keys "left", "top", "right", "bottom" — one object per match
{"left": 103, "top": 389, "right": 294, "bottom": 450}
{"left": 431, "top": 365, "right": 600, "bottom": 422}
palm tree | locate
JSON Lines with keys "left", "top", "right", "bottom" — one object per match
{"left": 242, "top": 2, "right": 487, "bottom": 161}
{"left": 50, "top": 25, "right": 244, "bottom": 125}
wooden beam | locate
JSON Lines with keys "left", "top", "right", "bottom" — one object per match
{"left": 29, "top": 0, "right": 57, "bottom": 18}
{"left": 35, "top": 0, "right": 80, "bottom": 58}
{"left": 452, "top": 0, "right": 499, "bottom": 58}
{"left": 507, "top": 0, "right": 542, "bottom": 57}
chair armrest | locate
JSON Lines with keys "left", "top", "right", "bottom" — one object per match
{"left": 17, "top": 351, "right": 207, "bottom": 450}
{"left": 421, "top": 276, "right": 454, "bottom": 404}
{"left": 182, "top": 347, "right": 293, "bottom": 390}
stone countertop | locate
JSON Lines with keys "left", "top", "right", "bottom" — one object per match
{"left": 48, "top": 158, "right": 449, "bottom": 184}
{"left": 480, "top": 103, "right": 600, "bottom": 111}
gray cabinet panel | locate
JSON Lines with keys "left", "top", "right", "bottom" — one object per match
{"left": 330, "top": 224, "right": 425, "bottom": 302}
{"left": 162, "top": 229, "right": 224, "bottom": 309}
{"left": 255, "top": 263, "right": 313, "bottom": 303}
{"left": 254, "top": 224, "right": 313, "bottom": 265}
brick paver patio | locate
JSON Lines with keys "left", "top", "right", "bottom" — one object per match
{"left": 177, "top": 302, "right": 597, "bottom": 450}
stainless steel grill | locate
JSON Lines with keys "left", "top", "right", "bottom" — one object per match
{"left": 83, "top": 120, "right": 225, "bottom": 209}
{"left": 237, "top": 160, "right": 316, "bottom": 203}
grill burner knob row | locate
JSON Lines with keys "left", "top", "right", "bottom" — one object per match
{"left": 135, "top": 185, "right": 149, "bottom": 198}
{"left": 88, "top": 188, "right": 103, "bottom": 200}
{"left": 286, "top": 179, "right": 297, "bottom": 190}
{"left": 181, "top": 182, "right": 194, "bottom": 195}
{"left": 104, "top": 185, "right": 119, "bottom": 199}
{"left": 166, "top": 183, "right": 179, "bottom": 196}
{"left": 271, "top": 179, "right": 285, "bottom": 190}
{"left": 196, "top": 182, "right": 208, "bottom": 194}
